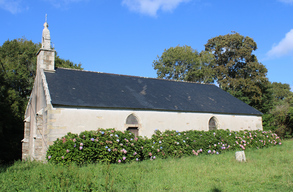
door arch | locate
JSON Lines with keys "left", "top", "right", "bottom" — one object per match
{"left": 125, "top": 113, "right": 140, "bottom": 137}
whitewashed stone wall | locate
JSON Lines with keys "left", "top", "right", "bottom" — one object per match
{"left": 45, "top": 106, "right": 263, "bottom": 146}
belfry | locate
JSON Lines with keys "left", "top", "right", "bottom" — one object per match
{"left": 36, "top": 15, "right": 55, "bottom": 72}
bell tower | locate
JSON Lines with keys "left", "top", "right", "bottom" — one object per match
{"left": 37, "top": 15, "right": 55, "bottom": 72}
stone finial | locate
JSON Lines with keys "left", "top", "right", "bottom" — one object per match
{"left": 42, "top": 21, "right": 51, "bottom": 49}
{"left": 43, "top": 22, "right": 49, "bottom": 29}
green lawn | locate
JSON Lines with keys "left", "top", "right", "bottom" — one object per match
{"left": 1, "top": 140, "right": 292, "bottom": 191}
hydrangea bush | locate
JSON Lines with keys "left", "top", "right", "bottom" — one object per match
{"left": 46, "top": 128, "right": 282, "bottom": 165}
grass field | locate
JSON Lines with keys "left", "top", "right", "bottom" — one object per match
{"left": 1, "top": 139, "right": 292, "bottom": 191}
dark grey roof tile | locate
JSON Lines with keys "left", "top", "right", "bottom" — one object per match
{"left": 45, "top": 68, "right": 262, "bottom": 115}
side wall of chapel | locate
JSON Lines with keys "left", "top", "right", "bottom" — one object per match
{"left": 45, "top": 106, "right": 263, "bottom": 147}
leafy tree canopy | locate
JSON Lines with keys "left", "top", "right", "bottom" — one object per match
{"left": 55, "top": 55, "right": 83, "bottom": 70}
{"left": 271, "top": 82, "right": 293, "bottom": 103}
{"left": 263, "top": 82, "right": 293, "bottom": 138}
{"left": 153, "top": 45, "right": 215, "bottom": 83}
{"left": 204, "top": 32, "right": 273, "bottom": 113}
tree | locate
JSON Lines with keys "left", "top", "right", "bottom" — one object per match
{"left": 263, "top": 82, "right": 293, "bottom": 138}
{"left": 0, "top": 38, "right": 83, "bottom": 163}
{"left": 271, "top": 82, "right": 293, "bottom": 103}
{"left": 205, "top": 32, "right": 273, "bottom": 113}
{"left": 153, "top": 45, "right": 215, "bottom": 83}
{"left": 55, "top": 55, "right": 83, "bottom": 70}
{"left": 263, "top": 103, "right": 293, "bottom": 138}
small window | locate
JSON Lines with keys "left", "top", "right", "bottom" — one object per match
{"left": 126, "top": 114, "right": 138, "bottom": 124}
{"left": 127, "top": 127, "right": 139, "bottom": 137}
{"left": 209, "top": 117, "right": 217, "bottom": 131}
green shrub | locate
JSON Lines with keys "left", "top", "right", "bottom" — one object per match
{"left": 263, "top": 104, "right": 293, "bottom": 138}
{"left": 47, "top": 128, "right": 282, "bottom": 165}
{"left": 46, "top": 128, "right": 149, "bottom": 165}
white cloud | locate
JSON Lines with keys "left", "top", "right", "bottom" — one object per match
{"left": 122, "top": 0, "right": 191, "bottom": 17}
{"left": 0, "top": 0, "right": 25, "bottom": 14}
{"left": 278, "top": 0, "right": 293, "bottom": 5}
{"left": 267, "top": 29, "right": 293, "bottom": 58}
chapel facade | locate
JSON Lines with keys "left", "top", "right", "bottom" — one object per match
{"left": 21, "top": 22, "right": 263, "bottom": 161}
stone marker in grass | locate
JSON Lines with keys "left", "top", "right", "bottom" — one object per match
{"left": 235, "top": 151, "right": 246, "bottom": 162}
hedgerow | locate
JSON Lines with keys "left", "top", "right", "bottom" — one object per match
{"left": 46, "top": 128, "right": 282, "bottom": 165}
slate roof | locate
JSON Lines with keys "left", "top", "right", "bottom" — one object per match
{"left": 44, "top": 68, "right": 262, "bottom": 115}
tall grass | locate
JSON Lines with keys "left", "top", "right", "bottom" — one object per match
{"left": 1, "top": 140, "right": 292, "bottom": 191}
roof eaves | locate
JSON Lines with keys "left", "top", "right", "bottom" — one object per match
{"left": 52, "top": 103, "right": 263, "bottom": 116}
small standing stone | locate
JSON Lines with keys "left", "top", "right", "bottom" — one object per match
{"left": 235, "top": 151, "right": 246, "bottom": 162}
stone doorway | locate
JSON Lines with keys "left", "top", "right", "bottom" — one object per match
{"left": 126, "top": 127, "right": 139, "bottom": 137}
{"left": 125, "top": 114, "right": 140, "bottom": 136}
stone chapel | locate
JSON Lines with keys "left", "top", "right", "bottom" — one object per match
{"left": 22, "top": 22, "right": 263, "bottom": 161}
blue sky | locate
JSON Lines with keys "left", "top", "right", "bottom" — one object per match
{"left": 1, "top": 0, "right": 293, "bottom": 91}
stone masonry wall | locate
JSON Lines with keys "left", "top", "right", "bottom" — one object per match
{"left": 34, "top": 112, "right": 44, "bottom": 161}
{"left": 21, "top": 121, "right": 30, "bottom": 160}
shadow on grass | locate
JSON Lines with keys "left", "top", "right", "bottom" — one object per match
{"left": 0, "top": 160, "right": 39, "bottom": 173}
{"left": 0, "top": 160, "right": 18, "bottom": 173}
{"left": 211, "top": 187, "right": 222, "bottom": 192}
{"left": 0, "top": 164, "right": 9, "bottom": 173}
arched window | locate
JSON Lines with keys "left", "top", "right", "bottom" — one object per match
{"left": 209, "top": 117, "right": 217, "bottom": 131}
{"left": 126, "top": 114, "right": 139, "bottom": 137}
{"left": 126, "top": 114, "right": 138, "bottom": 124}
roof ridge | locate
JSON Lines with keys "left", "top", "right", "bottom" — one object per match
{"left": 55, "top": 67, "right": 215, "bottom": 86}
